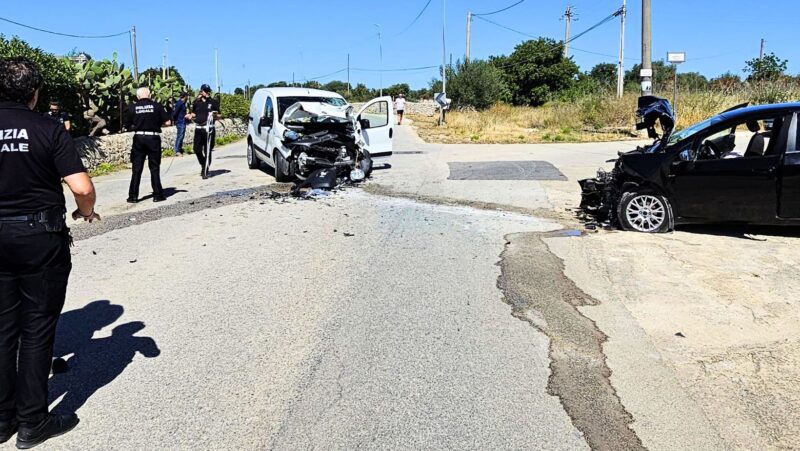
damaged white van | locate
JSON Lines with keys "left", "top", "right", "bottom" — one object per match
{"left": 246, "top": 87, "right": 393, "bottom": 183}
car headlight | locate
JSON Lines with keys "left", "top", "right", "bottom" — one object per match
{"left": 284, "top": 130, "right": 299, "bottom": 141}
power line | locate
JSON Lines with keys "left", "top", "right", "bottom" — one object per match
{"left": 352, "top": 65, "right": 439, "bottom": 72}
{"left": 566, "top": 8, "right": 622, "bottom": 44}
{"left": 392, "top": 0, "right": 434, "bottom": 37}
{"left": 474, "top": 0, "right": 527, "bottom": 16}
{"left": 0, "top": 16, "right": 129, "bottom": 39}
{"left": 472, "top": 15, "right": 535, "bottom": 39}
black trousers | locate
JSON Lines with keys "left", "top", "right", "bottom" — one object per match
{"left": 129, "top": 135, "right": 163, "bottom": 199}
{"left": 193, "top": 129, "right": 216, "bottom": 172}
{"left": 0, "top": 221, "right": 71, "bottom": 426}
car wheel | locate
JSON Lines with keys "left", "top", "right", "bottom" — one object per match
{"left": 360, "top": 150, "right": 373, "bottom": 178}
{"left": 247, "top": 141, "right": 260, "bottom": 169}
{"left": 617, "top": 191, "right": 673, "bottom": 233}
{"left": 273, "top": 150, "right": 294, "bottom": 183}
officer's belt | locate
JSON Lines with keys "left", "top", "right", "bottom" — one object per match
{"left": 135, "top": 131, "right": 160, "bottom": 136}
{"left": 0, "top": 211, "right": 46, "bottom": 222}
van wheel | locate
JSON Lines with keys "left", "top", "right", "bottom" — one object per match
{"left": 360, "top": 150, "right": 373, "bottom": 178}
{"left": 617, "top": 191, "right": 673, "bottom": 233}
{"left": 247, "top": 141, "right": 260, "bottom": 169}
{"left": 273, "top": 150, "right": 294, "bottom": 183}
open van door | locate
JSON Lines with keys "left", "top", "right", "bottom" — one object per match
{"left": 357, "top": 96, "right": 393, "bottom": 160}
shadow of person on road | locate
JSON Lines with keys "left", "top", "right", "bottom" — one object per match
{"left": 206, "top": 169, "right": 231, "bottom": 178}
{"left": 49, "top": 301, "right": 160, "bottom": 414}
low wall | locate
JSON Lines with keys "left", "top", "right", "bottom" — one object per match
{"left": 74, "top": 118, "right": 247, "bottom": 170}
{"left": 350, "top": 101, "right": 439, "bottom": 117}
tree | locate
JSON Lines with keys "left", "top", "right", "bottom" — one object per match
{"left": 141, "top": 66, "right": 187, "bottom": 88}
{"left": 302, "top": 80, "right": 322, "bottom": 89}
{"left": 348, "top": 83, "right": 375, "bottom": 102}
{"left": 625, "top": 60, "right": 676, "bottom": 94}
{"left": 744, "top": 53, "right": 788, "bottom": 81}
{"left": 443, "top": 60, "right": 508, "bottom": 110}
{"left": 322, "top": 80, "right": 350, "bottom": 95}
{"left": 711, "top": 72, "right": 742, "bottom": 92}
{"left": 268, "top": 81, "right": 288, "bottom": 88}
{"left": 676, "top": 72, "right": 708, "bottom": 91}
{"left": 588, "top": 63, "right": 617, "bottom": 90}
{"left": 0, "top": 35, "right": 82, "bottom": 125}
{"left": 233, "top": 87, "right": 244, "bottom": 95}
{"left": 386, "top": 83, "right": 411, "bottom": 98}
{"left": 493, "top": 38, "right": 580, "bottom": 106}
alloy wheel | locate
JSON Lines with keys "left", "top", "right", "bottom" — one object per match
{"left": 625, "top": 195, "right": 666, "bottom": 232}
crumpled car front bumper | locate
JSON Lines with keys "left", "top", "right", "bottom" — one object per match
{"left": 578, "top": 168, "right": 621, "bottom": 225}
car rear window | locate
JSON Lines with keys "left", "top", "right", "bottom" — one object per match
{"left": 277, "top": 96, "right": 347, "bottom": 118}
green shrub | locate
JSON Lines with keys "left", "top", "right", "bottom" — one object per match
{"left": 219, "top": 93, "right": 249, "bottom": 120}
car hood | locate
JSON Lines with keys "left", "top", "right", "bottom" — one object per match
{"left": 281, "top": 101, "right": 352, "bottom": 124}
{"left": 635, "top": 96, "right": 675, "bottom": 143}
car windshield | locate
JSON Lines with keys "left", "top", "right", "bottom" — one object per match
{"left": 664, "top": 116, "right": 723, "bottom": 147}
{"left": 277, "top": 96, "right": 347, "bottom": 118}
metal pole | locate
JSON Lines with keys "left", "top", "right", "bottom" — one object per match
{"left": 641, "top": 0, "right": 652, "bottom": 95}
{"left": 131, "top": 26, "right": 139, "bottom": 80}
{"left": 759, "top": 38, "right": 765, "bottom": 60}
{"left": 347, "top": 53, "right": 351, "bottom": 96}
{"left": 465, "top": 11, "right": 472, "bottom": 63}
{"left": 374, "top": 24, "right": 383, "bottom": 97}
{"left": 165, "top": 38, "right": 169, "bottom": 80}
{"left": 214, "top": 48, "right": 220, "bottom": 94}
{"left": 617, "top": 1, "right": 626, "bottom": 98}
{"left": 673, "top": 63, "right": 678, "bottom": 116}
{"left": 441, "top": 0, "right": 447, "bottom": 125}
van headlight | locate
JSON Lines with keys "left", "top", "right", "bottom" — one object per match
{"left": 284, "top": 130, "right": 299, "bottom": 141}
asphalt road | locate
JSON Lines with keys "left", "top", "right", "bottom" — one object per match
{"left": 7, "top": 123, "right": 790, "bottom": 450}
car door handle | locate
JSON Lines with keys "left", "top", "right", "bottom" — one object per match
{"left": 752, "top": 167, "right": 776, "bottom": 175}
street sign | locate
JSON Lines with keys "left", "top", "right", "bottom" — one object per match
{"left": 434, "top": 92, "right": 451, "bottom": 109}
{"left": 667, "top": 52, "right": 686, "bottom": 64}
{"left": 640, "top": 68, "right": 653, "bottom": 77}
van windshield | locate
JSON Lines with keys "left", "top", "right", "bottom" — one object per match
{"left": 277, "top": 97, "right": 347, "bottom": 118}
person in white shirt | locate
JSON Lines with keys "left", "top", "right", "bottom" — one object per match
{"left": 394, "top": 94, "right": 406, "bottom": 125}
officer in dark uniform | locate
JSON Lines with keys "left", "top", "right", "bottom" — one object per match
{"left": 0, "top": 57, "right": 100, "bottom": 448}
{"left": 187, "top": 84, "right": 220, "bottom": 179}
{"left": 125, "top": 87, "right": 171, "bottom": 203}
{"left": 45, "top": 101, "right": 71, "bottom": 132}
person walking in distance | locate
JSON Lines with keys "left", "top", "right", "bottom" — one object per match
{"left": 394, "top": 93, "right": 406, "bottom": 125}
{"left": 0, "top": 57, "right": 100, "bottom": 449}
{"left": 125, "top": 87, "right": 171, "bottom": 203}
{"left": 172, "top": 91, "right": 188, "bottom": 156}
{"left": 186, "top": 84, "right": 220, "bottom": 179}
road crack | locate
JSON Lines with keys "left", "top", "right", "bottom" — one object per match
{"left": 497, "top": 232, "right": 645, "bottom": 451}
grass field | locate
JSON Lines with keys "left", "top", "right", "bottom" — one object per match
{"left": 410, "top": 83, "right": 800, "bottom": 144}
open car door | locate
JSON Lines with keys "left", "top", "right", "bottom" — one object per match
{"left": 357, "top": 96, "right": 393, "bottom": 160}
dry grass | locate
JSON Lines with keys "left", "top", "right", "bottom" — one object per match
{"left": 411, "top": 84, "right": 800, "bottom": 145}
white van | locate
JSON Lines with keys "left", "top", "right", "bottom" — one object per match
{"left": 246, "top": 87, "right": 393, "bottom": 182}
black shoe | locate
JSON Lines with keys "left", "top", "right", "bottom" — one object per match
{"left": 126, "top": 197, "right": 138, "bottom": 204}
{"left": 16, "top": 414, "right": 79, "bottom": 449}
{"left": 153, "top": 195, "right": 166, "bottom": 203}
{"left": 0, "top": 419, "right": 17, "bottom": 444}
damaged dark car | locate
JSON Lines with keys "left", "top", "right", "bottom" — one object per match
{"left": 246, "top": 88, "right": 393, "bottom": 187}
{"left": 579, "top": 96, "right": 800, "bottom": 232}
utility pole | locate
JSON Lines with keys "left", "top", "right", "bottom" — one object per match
{"left": 617, "top": 0, "right": 626, "bottom": 98}
{"left": 131, "top": 26, "right": 139, "bottom": 81}
{"left": 214, "top": 48, "right": 220, "bottom": 94}
{"left": 441, "top": 0, "right": 447, "bottom": 125}
{"left": 374, "top": 24, "right": 383, "bottom": 97}
{"left": 563, "top": 5, "right": 575, "bottom": 58}
{"left": 641, "top": 0, "right": 652, "bottom": 95}
{"left": 164, "top": 38, "right": 169, "bottom": 80}
{"left": 347, "top": 53, "right": 351, "bottom": 96}
{"left": 759, "top": 38, "right": 765, "bottom": 60}
{"left": 465, "top": 11, "right": 472, "bottom": 63}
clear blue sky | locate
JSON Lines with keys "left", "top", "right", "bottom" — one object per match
{"left": 3, "top": 1, "right": 795, "bottom": 92}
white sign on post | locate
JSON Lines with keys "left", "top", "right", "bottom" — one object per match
{"left": 667, "top": 52, "right": 686, "bottom": 64}
{"left": 434, "top": 92, "right": 451, "bottom": 110}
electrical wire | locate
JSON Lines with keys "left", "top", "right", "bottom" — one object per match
{"left": 352, "top": 65, "right": 439, "bottom": 72}
{"left": 392, "top": 0, "right": 434, "bottom": 37}
{"left": 472, "top": 15, "right": 536, "bottom": 39}
{"left": 474, "top": 0, "right": 527, "bottom": 16}
{"left": 565, "top": 9, "right": 621, "bottom": 44}
{"left": 0, "top": 16, "right": 129, "bottom": 39}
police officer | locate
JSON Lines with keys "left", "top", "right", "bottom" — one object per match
{"left": 0, "top": 57, "right": 100, "bottom": 448}
{"left": 45, "top": 100, "right": 71, "bottom": 132}
{"left": 125, "top": 87, "right": 171, "bottom": 203}
{"left": 186, "top": 84, "right": 220, "bottom": 179}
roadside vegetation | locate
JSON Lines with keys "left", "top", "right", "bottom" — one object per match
{"left": 411, "top": 38, "right": 797, "bottom": 144}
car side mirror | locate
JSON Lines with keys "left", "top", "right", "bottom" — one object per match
{"left": 359, "top": 118, "right": 371, "bottom": 129}
{"left": 679, "top": 149, "right": 693, "bottom": 162}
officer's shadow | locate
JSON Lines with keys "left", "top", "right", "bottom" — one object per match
{"left": 49, "top": 300, "right": 160, "bottom": 414}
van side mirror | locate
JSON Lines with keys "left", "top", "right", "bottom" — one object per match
{"left": 258, "top": 116, "right": 271, "bottom": 133}
{"left": 359, "top": 118, "right": 371, "bottom": 129}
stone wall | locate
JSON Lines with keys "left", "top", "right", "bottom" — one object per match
{"left": 350, "top": 101, "right": 439, "bottom": 117}
{"left": 74, "top": 119, "right": 247, "bottom": 170}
